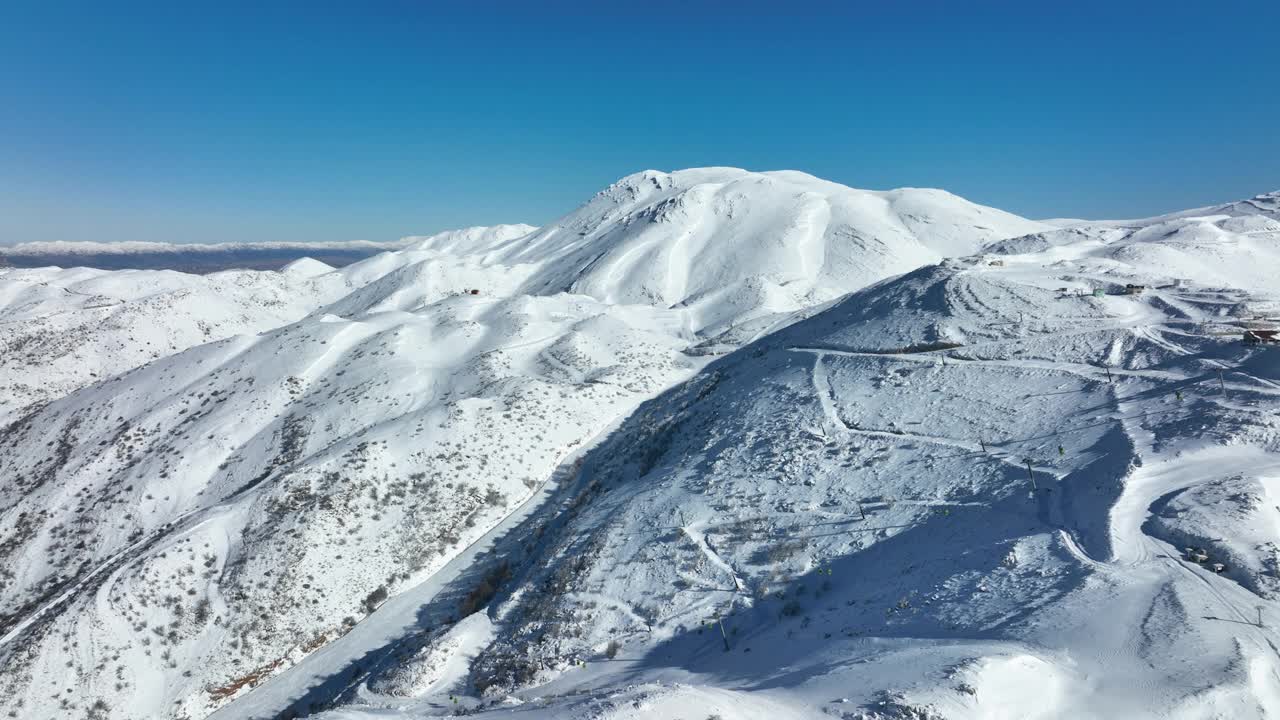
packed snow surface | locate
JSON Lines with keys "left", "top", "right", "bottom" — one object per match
{"left": 1, "top": 170, "right": 1278, "bottom": 720}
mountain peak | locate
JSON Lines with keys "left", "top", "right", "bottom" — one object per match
{"left": 3, "top": 174, "right": 1277, "bottom": 720}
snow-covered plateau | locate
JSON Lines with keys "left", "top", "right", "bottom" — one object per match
{"left": 0, "top": 170, "right": 1278, "bottom": 720}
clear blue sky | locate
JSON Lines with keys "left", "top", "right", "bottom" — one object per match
{"left": 2, "top": 0, "right": 1278, "bottom": 245}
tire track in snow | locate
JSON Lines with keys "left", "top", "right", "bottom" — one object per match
{"left": 798, "top": 348, "right": 1066, "bottom": 485}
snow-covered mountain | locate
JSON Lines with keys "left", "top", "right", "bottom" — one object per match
{"left": 0, "top": 226, "right": 536, "bottom": 424}
{"left": 0, "top": 292, "right": 699, "bottom": 720}
{"left": 1178, "top": 189, "right": 1280, "bottom": 222}
{"left": 1, "top": 171, "right": 1277, "bottom": 720}
{"left": 991, "top": 211, "right": 1280, "bottom": 295}
{"left": 0, "top": 262, "right": 351, "bottom": 423}
{"left": 455, "top": 255, "right": 1280, "bottom": 719}
{"left": 1042, "top": 190, "right": 1280, "bottom": 231}
{"left": 419, "top": 168, "right": 1048, "bottom": 338}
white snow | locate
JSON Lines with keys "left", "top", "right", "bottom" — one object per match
{"left": 1, "top": 170, "right": 1278, "bottom": 720}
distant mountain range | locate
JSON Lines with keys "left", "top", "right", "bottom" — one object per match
{"left": 0, "top": 239, "right": 407, "bottom": 273}
{"left": 0, "top": 232, "right": 525, "bottom": 273}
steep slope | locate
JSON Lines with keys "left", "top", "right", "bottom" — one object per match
{"left": 7, "top": 174, "right": 1273, "bottom": 720}
{"left": 300, "top": 213, "right": 1280, "bottom": 720}
{"left": 0, "top": 291, "right": 700, "bottom": 720}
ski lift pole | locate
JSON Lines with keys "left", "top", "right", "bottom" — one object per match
{"left": 1024, "top": 459, "right": 1037, "bottom": 491}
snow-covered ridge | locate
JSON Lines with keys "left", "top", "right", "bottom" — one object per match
{"left": 0, "top": 225, "right": 539, "bottom": 422}
{"left": 433, "top": 217, "right": 1280, "bottom": 720}
{"left": 401, "top": 224, "right": 538, "bottom": 254}
{"left": 1043, "top": 190, "right": 1280, "bottom": 230}
{"left": 1149, "top": 189, "right": 1280, "bottom": 224}
{"left": 0, "top": 264, "right": 354, "bottom": 422}
{"left": 1, "top": 172, "right": 1278, "bottom": 720}
{"left": 989, "top": 211, "right": 1280, "bottom": 294}
{"left": 429, "top": 167, "right": 1051, "bottom": 335}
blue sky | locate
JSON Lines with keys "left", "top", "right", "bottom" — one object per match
{"left": 2, "top": 1, "right": 1278, "bottom": 245}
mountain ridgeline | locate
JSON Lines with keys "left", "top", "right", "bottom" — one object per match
{"left": 1, "top": 170, "right": 1278, "bottom": 720}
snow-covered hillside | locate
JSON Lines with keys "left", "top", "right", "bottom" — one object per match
{"left": 0, "top": 291, "right": 701, "bottom": 720}
{"left": 1, "top": 171, "right": 1277, "bottom": 720}
{"left": 413, "top": 169, "right": 1049, "bottom": 338}
{"left": 991, "top": 214, "right": 1280, "bottom": 295}
{"left": 0, "top": 263, "right": 351, "bottom": 423}
{"left": 1045, "top": 190, "right": 1280, "bottom": 229}
{"left": 446, "top": 256, "right": 1279, "bottom": 719}
{"left": 321, "top": 191, "right": 1278, "bottom": 720}
{"left": 0, "top": 226, "right": 536, "bottom": 423}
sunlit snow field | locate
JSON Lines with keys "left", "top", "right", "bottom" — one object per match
{"left": 1, "top": 171, "right": 1278, "bottom": 719}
